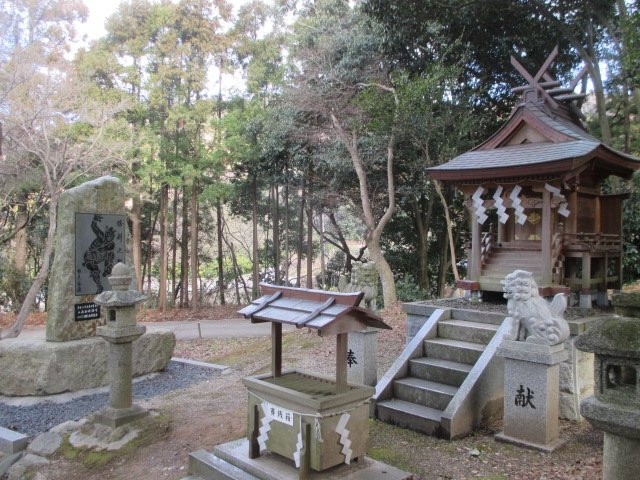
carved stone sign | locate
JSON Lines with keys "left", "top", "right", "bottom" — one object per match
{"left": 75, "top": 213, "right": 125, "bottom": 295}
{"left": 74, "top": 302, "right": 101, "bottom": 321}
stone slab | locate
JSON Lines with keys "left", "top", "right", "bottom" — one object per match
{"left": 27, "top": 432, "right": 62, "bottom": 457}
{"left": 0, "top": 427, "right": 28, "bottom": 454}
{"left": 191, "top": 438, "right": 413, "bottom": 480}
{"left": 495, "top": 431, "right": 566, "bottom": 453}
{"left": 47, "top": 176, "right": 130, "bottom": 342}
{"left": 0, "top": 331, "right": 175, "bottom": 396}
{"left": 498, "top": 340, "right": 568, "bottom": 365}
{"left": 94, "top": 405, "right": 148, "bottom": 429}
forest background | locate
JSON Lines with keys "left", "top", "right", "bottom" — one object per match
{"left": 1, "top": 0, "right": 640, "bottom": 338}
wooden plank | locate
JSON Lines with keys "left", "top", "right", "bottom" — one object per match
{"left": 272, "top": 322, "right": 282, "bottom": 378}
{"left": 336, "top": 333, "right": 348, "bottom": 393}
{"left": 297, "top": 298, "right": 335, "bottom": 326}
{"left": 260, "top": 283, "right": 362, "bottom": 306}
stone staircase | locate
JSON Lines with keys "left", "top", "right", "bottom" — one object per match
{"left": 374, "top": 306, "right": 509, "bottom": 438}
{"left": 480, "top": 245, "right": 542, "bottom": 291}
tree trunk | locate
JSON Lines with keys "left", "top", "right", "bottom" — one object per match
{"left": 368, "top": 238, "right": 396, "bottom": 306}
{"left": 273, "top": 184, "right": 280, "bottom": 285}
{"left": 306, "top": 169, "right": 313, "bottom": 288}
{"left": 217, "top": 197, "right": 225, "bottom": 305}
{"left": 284, "top": 168, "right": 290, "bottom": 286}
{"left": 14, "top": 202, "right": 28, "bottom": 273}
{"left": 411, "top": 193, "right": 434, "bottom": 292}
{"left": 319, "top": 209, "right": 326, "bottom": 287}
{"left": 180, "top": 185, "right": 189, "bottom": 308}
{"left": 330, "top": 107, "right": 398, "bottom": 306}
{"left": 131, "top": 191, "right": 143, "bottom": 291}
{"left": 437, "top": 227, "right": 450, "bottom": 297}
{"left": 434, "top": 180, "right": 460, "bottom": 282}
{"left": 159, "top": 184, "right": 168, "bottom": 312}
{"left": 1, "top": 195, "right": 58, "bottom": 339}
{"left": 296, "top": 175, "right": 306, "bottom": 287}
{"left": 190, "top": 180, "right": 199, "bottom": 310}
{"left": 252, "top": 176, "right": 259, "bottom": 299}
{"left": 171, "top": 187, "right": 178, "bottom": 306}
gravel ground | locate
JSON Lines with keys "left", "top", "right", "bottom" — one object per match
{"left": 0, "top": 360, "right": 221, "bottom": 436}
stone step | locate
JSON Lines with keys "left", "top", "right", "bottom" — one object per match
{"left": 437, "top": 319, "right": 499, "bottom": 345}
{"left": 393, "top": 377, "right": 457, "bottom": 410}
{"left": 408, "top": 357, "right": 472, "bottom": 387}
{"left": 424, "top": 338, "right": 484, "bottom": 365}
{"left": 376, "top": 399, "right": 444, "bottom": 436}
{"left": 450, "top": 309, "right": 505, "bottom": 326}
{"left": 188, "top": 449, "right": 259, "bottom": 480}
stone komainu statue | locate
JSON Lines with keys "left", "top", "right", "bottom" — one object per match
{"left": 338, "top": 262, "right": 379, "bottom": 311}
{"left": 502, "top": 270, "right": 570, "bottom": 346}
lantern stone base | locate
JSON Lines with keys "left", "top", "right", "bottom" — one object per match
{"left": 94, "top": 405, "right": 148, "bottom": 429}
{"left": 495, "top": 341, "right": 567, "bottom": 452}
{"left": 187, "top": 438, "right": 413, "bottom": 480}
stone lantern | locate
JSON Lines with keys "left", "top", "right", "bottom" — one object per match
{"left": 94, "top": 262, "right": 147, "bottom": 428}
{"left": 575, "top": 291, "right": 640, "bottom": 480}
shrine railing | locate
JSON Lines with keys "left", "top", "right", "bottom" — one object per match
{"left": 562, "top": 233, "right": 622, "bottom": 254}
{"left": 480, "top": 230, "right": 495, "bottom": 267}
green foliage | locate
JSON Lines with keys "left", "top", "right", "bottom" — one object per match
{"left": 395, "top": 274, "right": 427, "bottom": 302}
{"left": 0, "top": 260, "right": 30, "bottom": 312}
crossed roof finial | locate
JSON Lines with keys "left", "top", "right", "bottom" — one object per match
{"left": 510, "top": 46, "right": 588, "bottom": 107}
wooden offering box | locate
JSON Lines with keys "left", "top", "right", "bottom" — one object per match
{"left": 238, "top": 284, "right": 390, "bottom": 476}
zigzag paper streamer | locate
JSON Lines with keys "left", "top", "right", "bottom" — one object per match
{"left": 509, "top": 185, "right": 527, "bottom": 225}
{"left": 493, "top": 186, "right": 508, "bottom": 224}
{"left": 257, "top": 403, "right": 272, "bottom": 451}
{"left": 545, "top": 183, "right": 570, "bottom": 218}
{"left": 293, "top": 429, "right": 303, "bottom": 468}
{"left": 335, "top": 413, "right": 353, "bottom": 464}
{"left": 472, "top": 186, "right": 488, "bottom": 225}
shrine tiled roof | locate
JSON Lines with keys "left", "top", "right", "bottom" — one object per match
{"left": 429, "top": 139, "right": 599, "bottom": 172}
{"left": 238, "top": 283, "right": 391, "bottom": 334}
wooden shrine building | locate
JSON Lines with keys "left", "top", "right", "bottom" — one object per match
{"left": 429, "top": 48, "right": 640, "bottom": 306}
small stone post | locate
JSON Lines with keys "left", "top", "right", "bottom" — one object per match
{"left": 575, "top": 292, "right": 640, "bottom": 480}
{"left": 347, "top": 329, "right": 378, "bottom": 386}
{"left": 495, "top": 270, "right": 570, "bottom": 452}
{"left": 94, "top": 263, "right": 147, "bottom": 428}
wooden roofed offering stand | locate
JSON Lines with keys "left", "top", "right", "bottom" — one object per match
{"left": 429, "top": 47, "right": 640, "bottom": 306}
{"left": 237, "top": 283, "right": 391, "bottom": 479}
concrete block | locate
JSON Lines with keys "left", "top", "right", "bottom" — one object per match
{"left": 0, "top": 427, "right": 28, "bottom": 454}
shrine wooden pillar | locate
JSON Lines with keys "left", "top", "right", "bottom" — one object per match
{"left": 542, "top": 190, "right": 552, "bottom": 285}
{"left": 568, "top": 190, "right": 578, "bottom": 234}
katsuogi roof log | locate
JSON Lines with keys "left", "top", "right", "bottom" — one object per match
{"left": 238, "top": 283, "right": 391, "bottom": 336}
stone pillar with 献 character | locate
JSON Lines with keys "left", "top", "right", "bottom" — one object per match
{"left": 495, "top": 270, "right": 570, "bottom": 452}
{"left": 93, "top": 262, "right": 147, "bottom": 428}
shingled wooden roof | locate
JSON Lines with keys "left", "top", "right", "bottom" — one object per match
{"left": 429, "top": 49, "right": 640, "bottom": 183}
{"left": 238, "top": 283, "right": 390, "bottom": 336}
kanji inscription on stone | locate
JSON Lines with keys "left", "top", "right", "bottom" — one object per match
{"left": 75, "top": 213, "right": 125, "bottom": 295}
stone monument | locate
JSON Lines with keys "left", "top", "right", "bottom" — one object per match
{"left": 47, "top": 176, "right": 127, "bottom": 342}
{"left": 0, "top": 176, "right": 175, "bottom": 396}
{"left": 94, "top": 263, "right": 148, "bottom": 428}
{"left": 575, "top": 291, "right": 640, "bottom": 480}
{"left": 495, "top": 270, "right": 570, "bottom": 451}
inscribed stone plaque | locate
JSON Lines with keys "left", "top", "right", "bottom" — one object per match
{"left": 74, "top": 302, "right": 101, "bottom": 321}
{"left": 75, "top": 213, "right": 125, "bottom": 295}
